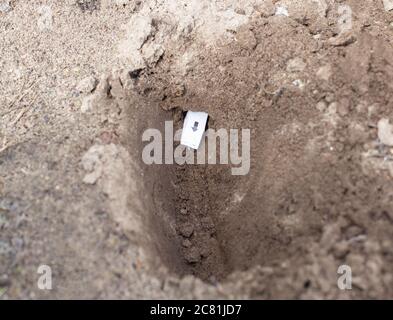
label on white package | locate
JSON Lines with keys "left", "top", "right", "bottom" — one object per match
{"left": 180, "top": 111, "right": 208, "bottom": 150}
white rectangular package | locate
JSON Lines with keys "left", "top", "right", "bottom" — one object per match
{"left": 180, "top": 111, "right": 209, "bottom": 150}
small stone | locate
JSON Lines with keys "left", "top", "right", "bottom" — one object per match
{"left": 292, "top": 79, "right": 305, "bottom": 89}
{"left": 81, "top": 147, "right": 102, "bottom": 184}
{"left": 81, "top": 94, "right": 94, "bottom": 113}
{"left": 77, "top": 76, "right": 98, "bottom": 94}
{"left": 325, "top": 93, "right": 335, "bottom": 103}
{"left": 142, "top": 43, "right": 165, "bottom": 67}
{"left": 178, "top": 223, "right": 194, "bottom": 238}
{"left": 316, "top": 65, "right": 332, "bottom": 81}
{"left": 383, "top": 0, "right": 393, "bottom": 11}
{"left": 0, "top": 274, "right": 10, "bottom": 286}
{"left": 286, "top": 57, "right": 306, "bottom": 73}
{"left": 337, "top": 99, "right": 350, "bottom": 116}
{"left": 0, "top": 2, "right": 11, "bottom": 13}
{"left": 328, "top": 102, "right": 338, "bottom": 114}
{"left": 234, "top": 7, "right": 246, "bottom": 15}
{"left": 200, "top": 244, "right": 212, "bottom": 257}
{"left": 356, "top": 102, "right": 367, "bottom": 114}
{"left": 348, "top": 123, "right": 367, "bottom": 144}
{"left": 256, "top": 0, "right": 275, "bottom": 17}
{"left": 180, "top": 208, "right": 188, "bottom": 215}
{"left": 184, "top": 247, "right": 201, "bottom": 263}
{"left": 82, "top": 170, "right": 101, "bottom": 185}
{"left": 378, "top": 118, "right": 393, "bottom": 146}
{"left": 328, "top": 32, "right": 356, "bottom": 47}
{"left": 182, "top": 239, "right": 192, "bottom": 248}
{"left": 275, "top": 6, "right": 289, "bottom": 17}
{"left": 236, "top": 27, "right": 257, "bottom": 50}
{"left": 316, "top": 101, "right": 327, "bottom": 112}
{"left": 368, "top": 104, "right": 378, "bottom": 118}
{"left": 76, "top": 0, "right": 100, "bottom": 12}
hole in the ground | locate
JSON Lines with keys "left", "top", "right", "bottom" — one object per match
{"left": 127, "top": 20, "right": 327, "bottom": 282}
{"left": 136, "top": 107, "right": 241, "bottom": 281}
{"left": 129, "top": 84, "right": 325, "bottom": 284}
{"left": 135, "top": 103, "right": 267, "bottom": 282}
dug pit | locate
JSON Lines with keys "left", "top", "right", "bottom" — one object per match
{"left": 110, "top": 17, "right": 329, "bottom": 282}
{"left": 81, "top": 13, "right": 393, "bottom": 296}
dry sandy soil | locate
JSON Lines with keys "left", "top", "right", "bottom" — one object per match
{"left": 1, "top": 0, "right": 393, "bottom": 299}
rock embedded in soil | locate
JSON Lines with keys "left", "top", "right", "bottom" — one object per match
{"left": 81, "top": 94, "right": 95, "bottom": 113}
{"left": 0, "top": 1, "right": 11, "bottom": 13}
{"left": 76, "top": 0, "right": 100, "bottom": 12}
{"left": 316, "top": 65, "right": 332, "bottom": 81}
{"left": 383, "top": 0, "right": 393, "bottom": 11}
{"left": 0, "top": 274, "right": 10, "bottom": 286}
{"left": 77, "top": 76, "right": 98, "bottom": 94}
{"left": 378, "top": 118, "right": 393, "bottom": 146}
{"left": 316, "top": 100, "right": 327, "bottom": 112}
{"left": 337, "top": 99, "right": 350, "bottom": 117}
{"left": 255, "top": 0, "right": 275, "bottom": 17}
{"left": 328, "top": 32, "right": 356, "bottom": 47}
{"left": 184, "top": 247, "right": 201, "bottom": 264}
{"left": 178, "top": 223, "right": 194, "bottom": 238}
{"left": 286, "top": 57, "right": 306, "bottom": 72}
{"left": 236, "top": 28, "right": 257, "bottom": 51}
{"left": 182, "top": 239, "right": 192, "bottom": 248}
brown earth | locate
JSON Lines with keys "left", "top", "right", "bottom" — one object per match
{"left": 1, "top": 0, "right": 393, "bottom": 299}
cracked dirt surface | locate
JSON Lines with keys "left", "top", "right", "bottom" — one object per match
{"left": 2, "top": 0, "right": 393, "bottom": 299}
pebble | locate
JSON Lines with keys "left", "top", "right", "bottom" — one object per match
{"left": 348, "top": 123, "right": 367, "bottom": 144}
{"left": 178, "top": 223, "right": 194, "bottom": 238}
{"left": 275, "top": 6, "right": 289, "bottom": 17}
{"left": 316, "top": 101, "right": 327, "bottom": 112}
{"left": 325, "top": 93, "right": 335, "bottom": 103}
{"left": 0, "top": 274, "right": 10, "bottom": 286}
{"left": 383, "top": 0, "right": 393, "bottom": 11}
{"left": 236, "top": 28, "right": 257, "bottom": 51}
{"left": 256, "top": 0, "right": 275, "bottom": 17}
{"left": 316, "top": 65, "right": 332, "bottom": 81}
{"left": 0, "top": 2, "right": 11, "bottom": 13}
{"left": 328, "top": 32, "right": 356, "bottom": 47}
{"left": 77, "top": 76, "right": 98, "bottom": 94}
{"left": 286, "top": 57, "right": 306, "bottom": 73}
{"left": 337, "top": 99, "right": 350, "bottom": 116}
{"left": 378, "top": 118, "right": 393, "bottom": 146}
{"left": 182, "top": 239, "right": 192, "bottom": 248}
{"left": 184, "top": 247, "right": 201, "bottom": 263}
{"left": 81, "top": 94, "right": 94, "bottom": 113}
